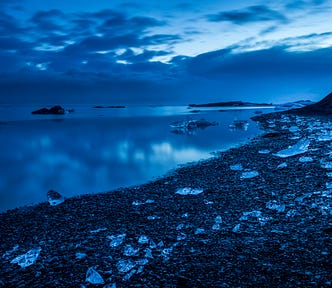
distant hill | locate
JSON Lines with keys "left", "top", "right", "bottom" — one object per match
{"left": 290, "top": 92, "right": 332, "bottom": 115}
{"left": 188, "top": 101, "right": 272, "bottom": 108}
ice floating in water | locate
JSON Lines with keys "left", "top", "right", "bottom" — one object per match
{"left": 11, "top": 247, "right": 41, "bottom": 268}
{"left": 212, "top": 216, "right": 222, "bottom": 230}
{"left": 176, "top": 187, "right": 204, "bottom": 195}
{"left": 229, "top": 120, "right": 249, "bottom": 131}
{"left": 327, "top": 172, "right": 332, "bottom": 178}
{"left": 215, "top": 215, "right": 222, "bottom": 224}
{"left": 117, "top": 259, "right": 136, "bottom": 273}
{"left": 204, "top": 199, "right": 214, "bottom": 205}
{"left": 286, "top": 209, "right": 298, "bottom": 217}
{"left": 299, "top": 156, "right": 313, "bottom": 163}
{"left": 145, "top": 248, "right": 153, "bottom": 259}
{"left": 177, "top": 232, "right": 187, "bottom": 241}
{"left": 277, "top": 162, "right": 288, "bottom": 169}
{"left": 274, "top": 139, "right": 310, "bottom": 158}
{"left": 230, "top": 163, "right": 243, "bottom": 171}
{"left": 86, "top": 267, "right": 104, "bottom": 285}
{"left": 124, "top": 245, "right": 140, "bottom": 256}
{"left": 241, "top": 171, "right": 259, "bottom": 179}
{"left": 108, "top": 234, "right": 126, "bottom": 248}
{"left": 147, "top": 215, "right": 161, "bottom": 220}
{"left": 317, "top": 131, "right": 332, "bottom": 142}
{"left": 259, "top": 149, "right": 270, "bottom": 154}
{"left": 240, "top": 211, "right": 270, "bottom": 226}
{"left": 266, "top": 200, "right": 286, "bottom": 212}
{"left": 138, "top": 235, "right": 149, "bottom": 245}
{"left": 47, "top": 190, "right": 64, "bottom": 206}
{"left": 326, "top": 182, "right": 332, "bottom": 189}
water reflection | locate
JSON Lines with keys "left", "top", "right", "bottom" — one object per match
{"left": 0, "top": 108, "right": 266, "bottom": 212}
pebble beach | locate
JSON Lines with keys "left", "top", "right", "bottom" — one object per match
{"left": 0, "top": 111, "right": 331, "bottom": 287}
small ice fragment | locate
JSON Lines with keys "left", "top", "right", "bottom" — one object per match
{"left": 259, "top": 149, "right": 270, "bottom": 154}
{"left": 145, "top": 199, "right": 154, "bottom": 204}
{"left": 176, "top": 187, "right": 204, "bottom": 195}
{"left": 147, "top": 215, "right": 160, "bottom": 220}
{"left": 195, "top": 228, "right": 205, "bottom": 235}
{"left": 318, "top": 132, "right": 332, "bottom": 141}
{"left": 136, "top": 259, "right": 149, "bottom": 266}
{"left": 176, "top": 223, "right": 185, "bottom": 230}
{"left": 108, "top": 234, "right": 126, "bottom": 248}
{"left": 132, "top": 201, "right": 143, "bottom": 206}
{"left": 326, "top": 172, "right": 332, "bottom": 177}
{"left": 47, "top": 190, "right": 64, "bottom": 206}
{"left": 274, "top": 139, "right": 310, "bottom": 158}
{"left": 326, "top": 182, "right": 332, "bottom": 189}
{"left": 289, "top": 126, "right": 299, "bottom": 133}
{"left": 157, "top": 241, "right": 164, "bottom": 247}
{"left": 145, "top": 248, "right": 153, "bottom": 259}
{"left": 75, "top": 252, "right": 87, "bottom": 259}
{"left": 204, "top": 199, "right": 214, "bottom": 205}
{"left": 138, "top": 235, "right": 149, "bottom": 245}
{"left": 90, "top": 228, "right": 107, "bottom": 234}
{"left": 215, "top": 216, "right": 222, "bottom": 224}
{"left": 299, "top": 156, "right": 313, "bottom": 163}
{"left": 86, "top": 267, "right": 104, "bottom": 285}
{"left": 241, "top": 171, "right": 259, "bottom": 179}
{"left": 11, "top": 247, "right": 41, "bottom": 268}
{"left": 277, "top": 162, "right": 288, "bottom": 169}
{"left": 122, "top": 269, "right": 136, "bottom": 281}
{"left": 232, "top": 224, "right": 240, "bottom": 233}
{"left": 182, "top": 213, "right": 189, "bottom": 218}
{"left": 149, "top": 240, "right": 157, "bottom": 249}
{"left": 117, "top": 259, "right": 136, "bottom": 273}
{"left": 177, "top": 233, "right": 187, "bottom": 241}
{"left": 124, "top": 245, "right": 140, "bottom": 257}
{"left": 161, "top": 247, "right": 173, "bottom": 260}
{"left": 286, "top": 209, "right": 298, "bottom": 217}
{"left": 136, "top": 266, "right": 144, "bottom": 274}
{"left": 321, "top": 161, "right": 332, "bottom": 169}
{"left": 266, "top": 200, "right": 285, "bottom": 213}
{"left": 230, "top": 164, "right": 243, "bottom": 171}
{"left": 212, "top": 224, "right": 220, "bottom": 230}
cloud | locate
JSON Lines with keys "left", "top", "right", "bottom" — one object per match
{"left": 286, "top": 0, "right": 328, "bottom": 9}
{"left": 207, "top": 5, "right": 288, "bottom": 24}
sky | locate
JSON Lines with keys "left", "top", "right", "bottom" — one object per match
{"left": 1, "top": 0, "right": 332, "bottom": 105}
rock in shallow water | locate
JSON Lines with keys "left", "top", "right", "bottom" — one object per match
{"left": 47, "top": 190, "right": 64, "bottom": 206}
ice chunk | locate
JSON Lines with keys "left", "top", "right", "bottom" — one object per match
{"left": 266, "top": 200, "right": 286, "bottom": 212}
{"left": 241, "top": 171, "right": 259, "bottom": 179}
{"left": 230, "top": 163, "right": 243, "bottom": 171}
{"left": 240, "top": 210, "right": 271, "bottom": 226}
{"left": 161, "top": 247, "right": 173, "bottom": 261}
{"left": 274, "top": 139, "right": 310, "bottom": 158}
{"left": 124, "top": 245, "right": 140, "bottom": 257}
{"left": 289, "top": 126, "right": 299, "bottom": 133}
{"left": 90, "top": 228, "right": 107, "bottom": 233}
{"left": 147, "top": 215, "right": 160, "bottom": 220}
{"left": 259, "top": 149, "right": 270, "bottom": 154}
{"left": 47, "top": 190, "right": 64, "bottom": 206}
{"left": 232, "top": 224, "right": 241, "bottom": 233}
{"left": 132, "top": 199, "right": 155, "bottom": 206}
{"left": 204, "top": 199, "right": 214, "bottom": 205}
{"left": 195, "top": 228, "right": 205, "bottom": 235}
{"left": 177, "top": 233, "right": 187, "bottom": 241}
{"left": 286, "top": 209, "right": 299, "bottom": 217}
{"left": 277, "top": 162, "right": 288, "bottom": 169}
{"left": 11, "top": 247, "right": 41, "bottom": 268}
{"left": 326, "top": 182, "right": 332, "bottom": 189}
{"left": 327, "top": 172, "right": 332, "bottom": 177}
{"left": 76, "top": 252, "right": 87, "bottom": 259}
{"left": 176, "top": 187, "right": 204, "bottom": 195}
{"left": 136, "top": 258, "right": 149, "bottom": 266}
{"left": 138, "top": 235, "right": 149, "bottom": 245}
{"left": 299, "top": 156, "right": 313, "bottom": 163}
{"left": 176, "top": 223, "right": 185, "bottom": 230}
{"left": 108, "top": 234, "right": 126, "bottom": 248}
{"left": 321, "top": 161, "right": 332, "bottom": 169}
{"left": 145, "top": 248, "right": 153, "bottom": 259}
{"left": 317, "top": 131, "right": 332, "bottom": 142}
{"left": 215, "top": 216, "right": 222, "bottom": 224}
{"left": 117, "top": 259, "right": 136, "bottom": 273}
{"left": 86, "top": 267, "right": 104, "bottom": 285}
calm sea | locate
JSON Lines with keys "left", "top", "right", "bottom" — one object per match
{"left": 0, "top": 105, "right": 273, "bottom": 212}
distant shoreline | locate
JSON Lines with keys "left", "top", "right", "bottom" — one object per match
{"left": 188, "top": 101, "right": 273, "bottom": 108}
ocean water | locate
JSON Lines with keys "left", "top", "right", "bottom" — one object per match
{"left": 0, "top": 105, "right": 273, "bottom": 212}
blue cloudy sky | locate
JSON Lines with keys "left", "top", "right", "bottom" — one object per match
{"left": 1, "top": 0, "right": 332, "bottom": 104}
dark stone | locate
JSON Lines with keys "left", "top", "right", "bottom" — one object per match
{"left": 32, "top": 106, "right": 65, "bottom": 115}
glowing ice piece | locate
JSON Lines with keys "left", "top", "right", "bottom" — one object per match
{"left": 86, "top": 267, "right": 104, "bottom": 285}
{"left": 241, "top": 171, "right": 259, "bottom": 179}
{"left": 277, "top": 162, "right": 288, "bottom": 169}
{"left": 230, "top": 163, "right": 243, "bottom": 171}
{"left": 274, "top": 139, "right": 310, "bottom": 158}
{"left": 299, "top": 156, "right": 313, "bottom": 163}
{"left": 47, "top": 190, "right": 64, "bottom": 206}
{"left": 266, "top": 200, "right": 285, "bottom": 212}
{"left": 176, "top": 188, "right": 204, "bottom": 195}
{"left": 108, "top": 234, "right": 126, "bottom": 248}
{"left": 117, "top": 259, "right": 136, "bottom": 273}
{"left": 259, "top": 149, "right": 270, "bottom": 154}
{"left": 11, "top": 247, "right": 41, "bottom": 268}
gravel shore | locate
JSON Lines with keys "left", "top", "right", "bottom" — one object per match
{"left": 0, "top": 112, "right": 331, "bottom": 287}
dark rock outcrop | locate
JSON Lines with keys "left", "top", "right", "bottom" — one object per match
{"left": 290, "top": 92, "right": 332, "bottom": 115}
{"left": 32, "top": 106, "right": 65, "bottom": 115}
